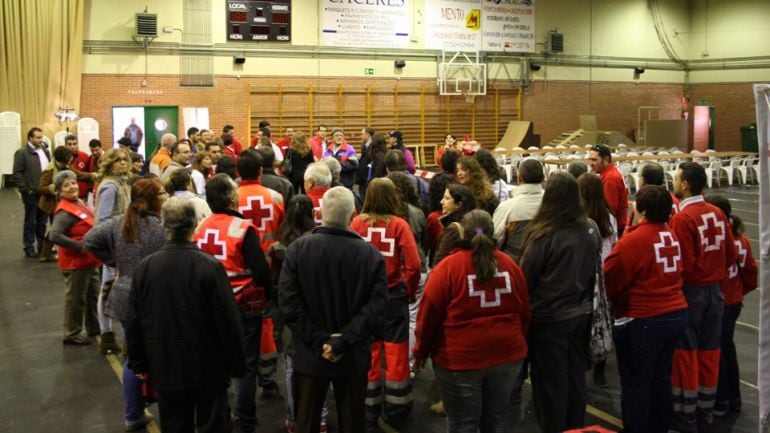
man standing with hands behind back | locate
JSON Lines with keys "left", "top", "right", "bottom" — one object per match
{"left": 280, "top": 186, "right": 386, "bottom": 433}
{"left": 13, "top": 127, "right": 51, "bottom": 258}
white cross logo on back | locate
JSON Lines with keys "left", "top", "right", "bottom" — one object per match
{"left": 197, "top": 229, "right": 227, "bottom": 260}
{"left": 698, "top": 212, "right": 726, "bottom": 252}
{"left": 363, "top": 227, "right": 395, "bottom": 257}
{"left": 239, "top": 195, "right": 274, "bottom": 232}
{"left": 729, "top": 240, "right": 748, "bottom": 278}
{"left": 654, "top": 231, "right": 681, "bottom": 273}
{"left": 467, "top": 271, "right": 512, "bottom": 308}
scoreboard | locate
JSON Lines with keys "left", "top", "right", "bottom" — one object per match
{"left": 227, "top": 1, "right": 291, "bottom": 42}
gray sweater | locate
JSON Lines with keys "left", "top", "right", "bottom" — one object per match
{"left": 84, "top": 215, "right": 165, "bottom": 321}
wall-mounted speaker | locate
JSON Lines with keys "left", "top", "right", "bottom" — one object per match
{"left": 234, "top": 56, "right": 246, "bottom": 65}
{"left": 394, "top": 59, "right": 406, "bottom": 69}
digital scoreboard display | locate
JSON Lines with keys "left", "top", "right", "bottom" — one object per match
{"left": 227, "top": 1, "right": 291, "bottom": 42}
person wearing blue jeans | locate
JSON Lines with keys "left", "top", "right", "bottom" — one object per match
{"left": 122, "top": 322, "right": 151, "bottom": 431}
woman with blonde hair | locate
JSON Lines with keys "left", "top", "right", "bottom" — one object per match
{"left": 93, "top": 147, "right": 131, "bottom": 355}
{"left": 349, "top": 178, "right": 421, "bottom": 430}
{"left": 285, "top": 132, "right": 315, "bottom": 193}
{"left": 455, "top": 156, "right": 498, "bottom": 215}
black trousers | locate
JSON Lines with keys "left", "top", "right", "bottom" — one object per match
{"left": 157, "top": 385, "right": 229, "bottom": 433}
{"left": 293, "top": 371, "right": 367, "bottom": 433}
{"left": 528, "top": 314, "right": 590, "bottom": 433}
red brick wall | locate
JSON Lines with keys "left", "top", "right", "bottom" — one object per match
{"left": 80, "top": 74, "right": 754, "bottom": 153}
{"left": 687, "top": 83, "right": 758, "bottom": 151}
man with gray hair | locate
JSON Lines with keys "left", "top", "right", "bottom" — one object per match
{"left": 127, "top": 197, "right": 246, "bottom": 433}
{"left": 280, "top": 186, "right": 386, "bottom": 433}
{"left": 149, "top": 133, "right": 177, "bottom": 176}
{"left": 304, "top": 163, "right": 333, "bottom": 226}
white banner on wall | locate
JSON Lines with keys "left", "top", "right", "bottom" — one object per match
{"left": 481, "top": 0, "right": 536, "bottom": 53}
{"left": 321, "top": 0, "right": 410, "bottom": 49}
{"left": 424, "top": 0, "right": 482, "bottom": 51}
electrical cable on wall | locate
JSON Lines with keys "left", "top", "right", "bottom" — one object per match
{"left": 647, "top": 0, "right": 686, "bottom": 67}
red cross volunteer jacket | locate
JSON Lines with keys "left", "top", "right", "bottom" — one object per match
{"left": 414, "top": 249, "right": 530, "bottom": 371}
{"left": 350, "top": 215, "right": 421, "bottom": 297}
{"left": 237, "top": 179, "right": 285, "bottom": 253}
{"left": 721, "top": 234, "right": 758, "bottom": 306}
{"left": 604, "top": 221, "right": 688, "bottom": 318}
{"left": 670, "top": 195, "right": 737, "bottom": 285}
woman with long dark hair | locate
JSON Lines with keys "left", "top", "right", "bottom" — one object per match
{"left": 475, "top": 148, "right": 512, "bottom": 203}
{"left": 519, "top": 172, "right": 599, "bottom": 433}
{"left": 577, "top": 172, "right": 618, "bottom": 388}
{"left": 85, "top": 177, "right": 168, "bottom": 431}
{"left": 269, "top": 194, "right": 331, "bottom": 433}
{"left": 433, "top": 183, "right": 476, "bottom": 266}
{"left": 191, "top": 150, "right": 212, "bottom": 198}
{"left": 455, "top": 156, "right": 498, "bottom": 215}
{"left": 705, "top": 195, "right": 758, "bottom": 416}
{"left": 414, "top": 209, "right": 529, "bottom": 433}
{"left": 350, "top": 178, "right": 421, "bottom": 430}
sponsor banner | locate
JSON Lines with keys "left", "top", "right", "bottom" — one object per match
{"left": 481, "top": 0, "right": 535, "bottom": 52}
{"left": 424, "top": 0, "right": 482, "bottom": 51}
{"left": 321, "top": 0, "right": 410, "bottom": 49}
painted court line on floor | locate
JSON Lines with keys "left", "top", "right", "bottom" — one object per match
{"left": 106, "top": 353, "right": 161, "bottom": 433}
{"left": 737, "top": 321, "right": 760, "bottom": 331}
{"left": 741, "top": 380, "right": 759, "bottom": 390}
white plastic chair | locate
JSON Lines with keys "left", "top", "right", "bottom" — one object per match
{"left": 720, "top": 157, "right": 743, "bottom": 186}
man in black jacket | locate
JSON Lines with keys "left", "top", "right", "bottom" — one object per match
{"left": 279, "top": 186, "right": 387, "bottom": 433}
{"left": 12, "top": 127, "right": 51, "bottom": 258}
{"left": 127, "top": 197, "right": 246, "bottom": 433}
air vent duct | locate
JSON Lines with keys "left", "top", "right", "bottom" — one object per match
{"left": 136, "top": 13, "right": 158, "bottom": 38}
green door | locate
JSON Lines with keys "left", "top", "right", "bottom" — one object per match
{"left": 143, "top": 106, "right": 179, "bottom": 160}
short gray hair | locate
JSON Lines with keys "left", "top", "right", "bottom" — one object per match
{"left": 53, "top": 170, "right": 77, "bottom": 192}
{"left": 161, "top": 196, "right": 197, "bottom": 241}
{"left": 319, "top": 157, "right": 341, "bottom": 181}
{"left": 304, "top": 162, "right": 332, "bottom": 187}
{"left": 161, "top": 133, "right": 177, "bottom": 149}
{"left": 321, "top": 186, "right": 354, "bottom": 228}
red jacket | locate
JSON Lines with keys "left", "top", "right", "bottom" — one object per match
{"left": 73, "top": 150, "right": 91, "bottom": 198}
{"left": 350, "top": 215, "right": 421, "bottom": 296}
{"left": 670, "top": 195, "right": 737, "bottom": 285}
{"left": 194, "top": 213, "right": 254, "bottom": 293}
{"left": 237, "top": 180, "right": 285, "bottom": 253}
{"left": 414, "top": 249, "right": 529, "bottom": 371}
{"left": 276, "top": 137, "right": 291, "bottom": 157}
{"left": 599, "top": 163, "right": 628, "bottom": 231}
{"left": 307, "top": 186, "right": 330, "bottom": 226}
{"left": 54, "top": 199, "right": 101, "bottom": 270}
{"left": 721, "top": 234, "right": 758, "bottom": 306}
{"left": 426, "top": 210, "right": 444, "bottom": 252}
{"left": 604, "top": 221, "right": 687, "bottom": 318}
{"left": 309, "top": 135, "right": 326, "bottom": 160}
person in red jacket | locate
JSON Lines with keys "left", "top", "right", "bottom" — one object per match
{"left": 194, "top": 173, "right": 274, "bottom": 433}
{"left": 414, "top": 209, "right": 529, "bottom": 433}
{"left": 304, "top": 162, "right": 333, "bottom": 226}
{"left": 605, "top": 185, "right": 688, "bottom": 433}
{"left": 349, "top": 178, "right": 421, "bottom": 431}
{"left": 589, "top": 143, "right": 629, "bottom": 236}
{"left": 704, "top": 195, "right": 758, "bottom": 417}
{"left": 670, "top": 162, "right": 737, "bottom": 433}
{"left": 48, "top": 170, "right": 101, "bottom": 345}
{"left": 309, "top": 124, "right": 328, "bottom": 161}
{"left": 276, "top": 126, "right": 294, "bottom": 158}
{"left": 236, "top": 149, "right": 286, "bottom": 401}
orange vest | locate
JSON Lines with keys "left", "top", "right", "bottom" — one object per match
{"left": 54, "top": 199, "right": 101, "bottom": 270}
{"left": 194, "top": 213, "right": 253, "bottom": 292}
{"left": 237, "top": 180, "right": 285, "bottom": 253}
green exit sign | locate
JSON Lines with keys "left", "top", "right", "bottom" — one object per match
{"left": 364, "top": 68, "right": 375, "bottom": 75}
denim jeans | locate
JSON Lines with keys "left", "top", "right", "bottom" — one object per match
{"left": 613, "top": 309, "right": 687, "bottom": 433}
{"left": 234, "top": 311, "right": 262, "bottom": 432}
{"left": 21, "top": 192, "right": 46, "bottom": 253}
{"left": 120, "top": 321, "right": 145, "bottom": 423}
{"left": 435, "top": 361, "right": 522, "bottom": 433}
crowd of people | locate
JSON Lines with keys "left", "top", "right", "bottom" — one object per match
{"left": 11, "top": 123, "right": 758, "bottom": 433}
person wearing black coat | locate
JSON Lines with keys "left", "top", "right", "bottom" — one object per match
{"left": 126, "top": 197, "right": 246, "bottom": 433}
{"left": 279, "top": 186, "right": 387, "bottom": 433}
